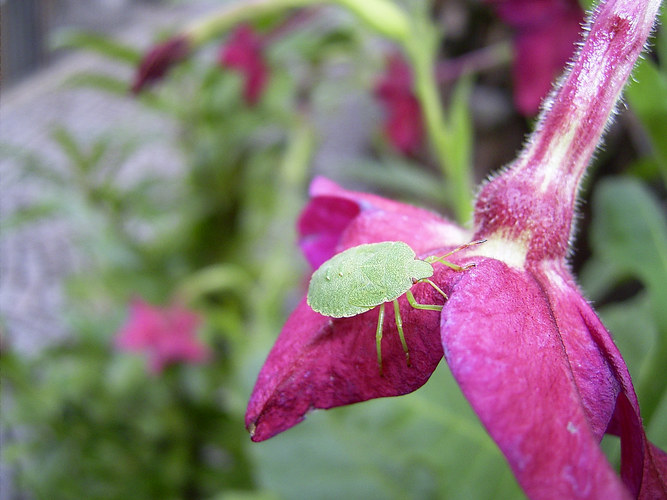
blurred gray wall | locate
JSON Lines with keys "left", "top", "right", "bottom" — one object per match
{"left": 1, "top": 0, "right": 164, "bottom": 87}
{"left": 1, "top": 0, "right": 51, "bottom": 84}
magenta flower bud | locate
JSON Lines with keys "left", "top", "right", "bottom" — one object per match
{"left": 115, "top": 298, "right": 210, "bottom": 374}
{"left": 219, "top": 24, "right": 269, "bottom": 106}
{"left": 246, "top": 0, "right": 667, "bottom": 498}
{"left": 131, "top": 35, "right": 191, "bottom": 94}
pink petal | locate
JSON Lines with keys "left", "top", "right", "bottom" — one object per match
{"left": 640, "top": 443, "right": 667, "bottom": 499}
{"left": 374, "top": 53, "right": 413, "bottom": 102}
{"left": 115, "top": 299, "right": 209, "bottom": 374}
{"left": 298, "top": 177, "right": 467, "bottom": 268}
{"left": 441, "top": 258, "right": 630, "bottom": 499}
{"left": 297, "top": 195, "right": 361, "bottom": 269}
{"left": 531, "top": 264, "right": 620, "bottom": 440}
{"left": 532, "top": 263, "right": 667, "bottom": 496}
{"left": 115, "top": 298, "right": 160, "bottom": 350}
{"left": 577, "top": 300, "right": 667, "bottom": 498}
{"left": 373, "top": 53, "right": 424, "bottom": 153}
{"left": 384, "top": 96, "right": 424, "bottom": 155}
{"left": 219, "top": 24, "right": 268, "bottom": 106}
{"left": 246, "top": 276, "right": 448, "bottom": 441}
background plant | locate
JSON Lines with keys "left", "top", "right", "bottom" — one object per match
{"left": 1, "top": 0, "right": 665, "bottom": 498}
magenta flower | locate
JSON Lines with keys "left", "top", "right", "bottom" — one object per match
{"left": 374, "top": 53, "right": 424, "bottom": 156}
{"left": 484, "top": 0, "right": 584, "bottom": 115}
{"left": 115, "top": 298, "right": 210, "bottom": 374}
{"left": 219, "top": 24, "right": 269, "bottom": 106}
{"left": 131, "top": 35, "right": 191, "bottom": 94}
{"left": 247, "top": 0, "right": 667, "bottom": 498}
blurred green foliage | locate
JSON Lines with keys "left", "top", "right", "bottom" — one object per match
{"left": 1, "top": 1, "right": 666, "bottom": 499}
{"left": 580, "top": 178, "right": 667, "bottom": 448}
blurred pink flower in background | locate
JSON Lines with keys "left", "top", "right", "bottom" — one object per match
{"left": 131, "top": 35, "right": 191, "bottom": 94}
{"left": 484, "top": 0, "right": 584, "bottom": 115}
{"left": 115, "top": 299, "right": 210, "bottom": 374}
{"left": 219, "top": 24, "right": 269, "bottom": 106}
{"left": 374, "top": 53, "right": 424, "bottom": 156}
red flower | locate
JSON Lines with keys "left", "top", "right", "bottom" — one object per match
{"left": 115, "top": 299, "right": 210, "bottom": 374}
{"left": 485, "top": 0, "right": 584, "bottom": 115}
{"left": 246, "top": 0, "right": 667, "bottom": 498}
{"left": 374, "top": 53, "right": 424, "bottom": 155}
{"left": 131, "top": 35, "right": 191, "bottom": 94}
{"left": 219, "top": 24, "right": 269, "bottom": 106}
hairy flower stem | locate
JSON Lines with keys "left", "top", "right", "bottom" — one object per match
{"left": 474, "top": 0, "right": 664, "bottom": 263}
{"left": 521, "top": 0, "right": 661, "bottom": 199}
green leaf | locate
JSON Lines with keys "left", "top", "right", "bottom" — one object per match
{"left": 65, "top": 72, "right": 132, "bottom": 95}
{"left": 588, "top": 178, "right": 667, "bottom": 292}
{"left": 581, "top": 176, "right": 667, "bottom": 431}
{"left": 1, "top": 202, "right": 61, "bottom": 231}
{"left": 213, "top": 491, "right": 280, "bottom": 500}
{"left": 626, "top": 58, "right": 667, "bottom": 184}
{"left": 578, "top": 0, "right": 596, "bottom": 11}
{"left": 444, "top": 74, "right": 474, "bottom": 191}
{"left": 52, "top": 30, "right": 141, "bottom": 64}
{"left": 51, "top": 127, "right": 90, "bottom": 174}
{"left": 592, "top": 293, "right": 657, "bottom": 392}
{"left": 3, "top": 144, "right": 69, "bottom": 186}
{"left": 654, "top": 6, "right": 667, "bottom": 76}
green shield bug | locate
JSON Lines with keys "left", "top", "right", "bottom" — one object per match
{"left": 307, "top": 239, "right": 485, "bottom": 375}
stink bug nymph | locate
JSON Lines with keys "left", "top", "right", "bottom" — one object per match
{"left": 307, "top": 239, "right": 484, "bottom": 375}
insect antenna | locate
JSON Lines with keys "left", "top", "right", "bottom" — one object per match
{"left": 426, "top": 239, "right": 486, "bottom": 271}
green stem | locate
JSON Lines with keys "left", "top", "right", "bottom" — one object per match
{"left": 251, "top": 113, "right": 316, "bottom": 338}
{"left": 329, "top": 0, "right": 410, "bottom": 41}
{"left": 404, "top": 19, "right": 473, "bottom": 223}
{"left": 185, "top": 0, "right": 318, "bottom": 45}
{"left": 186, "top": 0, "right": 409, "bottom": 46}
{"left": 281, "top": 113, "right": 315, "bottom": 190}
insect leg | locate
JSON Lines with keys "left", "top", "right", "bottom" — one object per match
{"left": 425, "top": 239, "right": 486, "bottom": 271}
{"left": 426, "top": 257, "right": 467, "bottom": 272}
{"left": 376, "top": 303, "right": 385, "bottom": 376}
{"left": 392, "top": 299, "right": 410, "bottom": 367}
{"left": 418, "top": 278, "right": 448, "bottom": 300}
{"left": 405, "top": 289, "right": 444, "bottom": 311}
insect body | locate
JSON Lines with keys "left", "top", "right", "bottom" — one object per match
{"left": 307, "top": 240, "right": 484, "bottom": 374}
